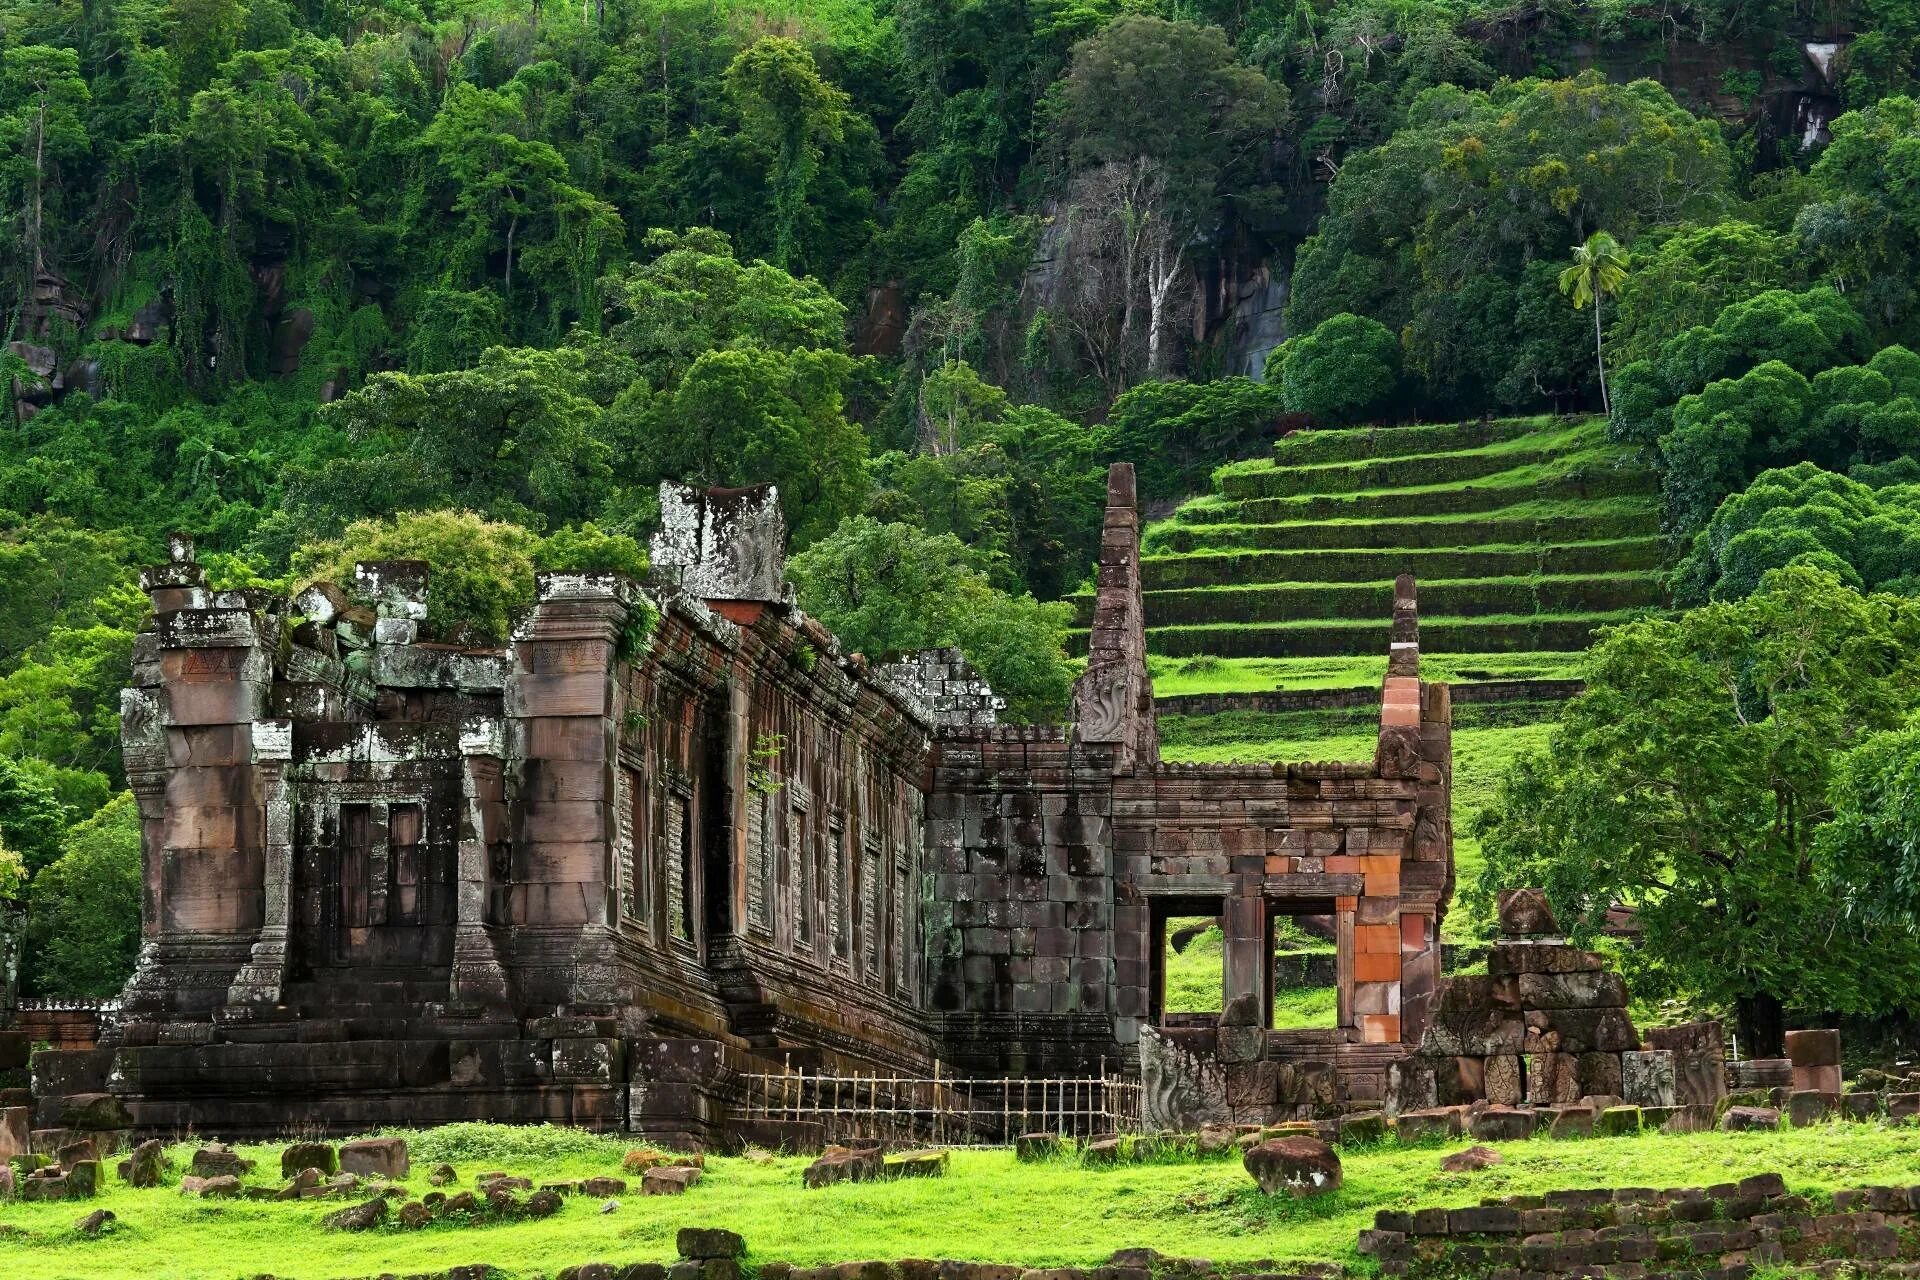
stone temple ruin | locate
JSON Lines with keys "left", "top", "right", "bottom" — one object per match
{"left": 32, "top": 463, "right": 1467, "bottom": 1146}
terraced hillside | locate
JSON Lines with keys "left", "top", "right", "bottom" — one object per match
{"left": 1075, "top": 415, "right": 1669, "bottom": 939}
{"left": 1128, "top": 417, "right": 1666, "bottom": 672}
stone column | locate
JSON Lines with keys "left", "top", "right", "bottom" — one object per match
{"left": 508, "top": 571, "right": 638, "bottom": 1010}
{"left": 223, "top": 721, "right": 295, "bottom": 1010}
{"left": 118, "top": 537, "right": 274, "bottom": 1019}
{"left": 449, "top": 715, "right": 512, "bottom": 1014}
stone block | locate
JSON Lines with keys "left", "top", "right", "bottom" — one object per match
{"left": 339, "top": 1137, "right": 409, "bottom": 1179}
{"left": 643, "top": 1167, "right": 703, "bottom": 1195}
{"left": 1546, "top": 1106, "right": 1594, "bottom": 1139}
{"left": 1720, "top": 1106, "right": 1781, "bottom": 1132}
{"left": 281, "top": 1142, "right": 338, "bottom": 1178}
{"left": 190, "top": 1144, "right": 254, "bottom": 1178}
{"left": 1243, "top": 1136, "right": 1341, "bottom": 1197}
{"left": 1516, "top": 971, "right": 1627, "bottom": 1009}
{"left": 1395, "top": 1108, "right": 1464, "bottom": 1144}
{"left": 1784, "top": 1028, "right": 1840, "bottom": 1069}
{"left": 1522, "top": 1008, "right": 1638, "bottom": 1054}
{"left": 0, "top": 1107, "right": 26, "bottom": 1162}
{"left": 1488, "top": 943, "right": 1604, "bottom": 976}
{"left": 679, "top": 1228, "right": 747, "bottom": 1259}
{"left": 1450, "top": 1205, "right": 1521, "bottom": 1234}
{"left": 1621, "top": 1051, "right": 1676, "bottom": 1108}
{"left": 1467, "top": 1105, "right": 1533, "bottom": 1143}
{"left": 1338, "top": 1113, "right": 1387, "bottom": 1146}
{"left": 1594, "top": 1105, "right": 1642, "bottom": 1136}
{"left": 1484, "top": 1055, "right": 1523, "bottom": 1106}
{"left": 1787, "top": 1091, "right": 1840, "bottom": 1127}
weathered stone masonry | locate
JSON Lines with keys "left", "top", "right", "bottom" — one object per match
{"left": 33, "top": 465, "right": 1456, "bottom": 1145}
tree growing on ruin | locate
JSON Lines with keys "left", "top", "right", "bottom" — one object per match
{"left": 1476, "top": 563, "right": 1920, "bottom": 1056}
{"left": 787, "top": 517, "right": 1074, "bottom": 722}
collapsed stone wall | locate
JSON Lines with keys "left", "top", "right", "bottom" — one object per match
{"left": 1389, "top": 890, "right": 1725, "bottom": 1119}
{"left": 1360, "top": 1174, "right": 1920, "bottom": 1280}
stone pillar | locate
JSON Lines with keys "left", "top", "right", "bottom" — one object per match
{"left": 1073, "top": 464, "right": 1158, "bottom": 773}
{"left": 119, "top": 537, "right": 275, "bottom": 1018}
{"left": 1785, "top": 1028, "right": 1842, "bottom": 1094}
{"left": 223, "top": 722, "right": 295, "bottom": 1010}
{"left": 450, "top": 716, "right": 512, "bottom": 1015}
{"left": 1220, "top": 890, "right": 1265, "bottom": 1033}
{"left": 508, "top": 571, "right": 638, "bottom": 1009}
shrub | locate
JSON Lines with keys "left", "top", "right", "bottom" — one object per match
{"left": 1279, "top": 313, "right": 1402, "bottom": 426}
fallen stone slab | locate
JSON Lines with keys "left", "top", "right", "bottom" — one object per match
{"left": 806, "top": 1146, "right": 884, "bottom": 1187}
{"left": 885, "top": 1150, "right": 949, "bottom": 1179}
{"left": 322, "top": 1197, "right": 389, "bottom": 1231}
{"left": 643, "top": 1166, "right": 704, "bottom": 1196}
{"left": 190, "top": 1143, "right": 254, "bottom": 1178}
{"left": 74, "top": 1207, "right": 115, "bottom": 1235}
{"left": 180, "top": 1174, "right": 242, "bottom": 1198}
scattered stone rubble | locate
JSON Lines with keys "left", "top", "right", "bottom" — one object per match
{"left": 1360, "top": 1173, "right": 1920, "bottom": 1279}
{"left": 1387, "top": 889, "right": 1729, "bottom": 1140}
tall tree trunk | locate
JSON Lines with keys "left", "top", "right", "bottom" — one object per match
{"left": 1734, "top": 990, "right": 1785, "bottom": 1059}
{"left": 1146, "top": 240, "right": 1182, "bottom": 377}
{"left": 504, "top": 214, "right": 517, "bottom": 300}
{"left": 30, "top": 96, "right": 48, "bottom": 284}
{"left": 1593, "top": 294, "right": 1610, "bottom": 418}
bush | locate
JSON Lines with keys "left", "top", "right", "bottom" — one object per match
{"left": 1097, "top": 378, "right": 1284, "bottom": 504}
{"left": 1279, "top": 313, "right": 1402, "bottom": 425}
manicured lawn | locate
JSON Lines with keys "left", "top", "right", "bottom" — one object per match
{"left": 6, "top": 1123, "right": 1920, "bottom": 1279}
{"left": 1148, "top": 652, "right": 1589, "bottom": 697}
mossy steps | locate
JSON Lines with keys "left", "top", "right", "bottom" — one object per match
{"left": 1071, "top": 415, "right": 1665, "bottom": 666}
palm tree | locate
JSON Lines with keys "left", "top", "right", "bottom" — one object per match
{"left": 1559, "top": 231, "right": 1630, "bottom": 418}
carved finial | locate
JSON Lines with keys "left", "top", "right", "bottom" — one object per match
{"left": 167, "top": 532, "right": 196, "bottom": 564}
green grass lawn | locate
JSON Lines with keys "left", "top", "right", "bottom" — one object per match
{"left": 1149, "top": 652, "right": 1589, "bottom": 697}
{"left": 7, "top": 1124, "right": 1920, "bottom": 1279}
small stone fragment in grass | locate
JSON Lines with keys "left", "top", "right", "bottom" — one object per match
{"left": 74, "top": 1208, "right": 115, "bottom": 1235}
{"left": 1439, "top": 1145, "right": 1503, "bottom": 1173}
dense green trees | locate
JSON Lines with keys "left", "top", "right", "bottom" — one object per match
{"left": 6, "top": 0, "right": 1920, "bottom": 1005}
{"left": 21, "top": 794, "right": 141, "bottom": 998}
{"left": 1675, "top": 464, "right": 1920, "bottom": 603}
{"left": 1289, "top": 73, "right": 1733, "bottom": 412}
{"left": 1477, "top": 565, "right": 1920, "bottom": 1054}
